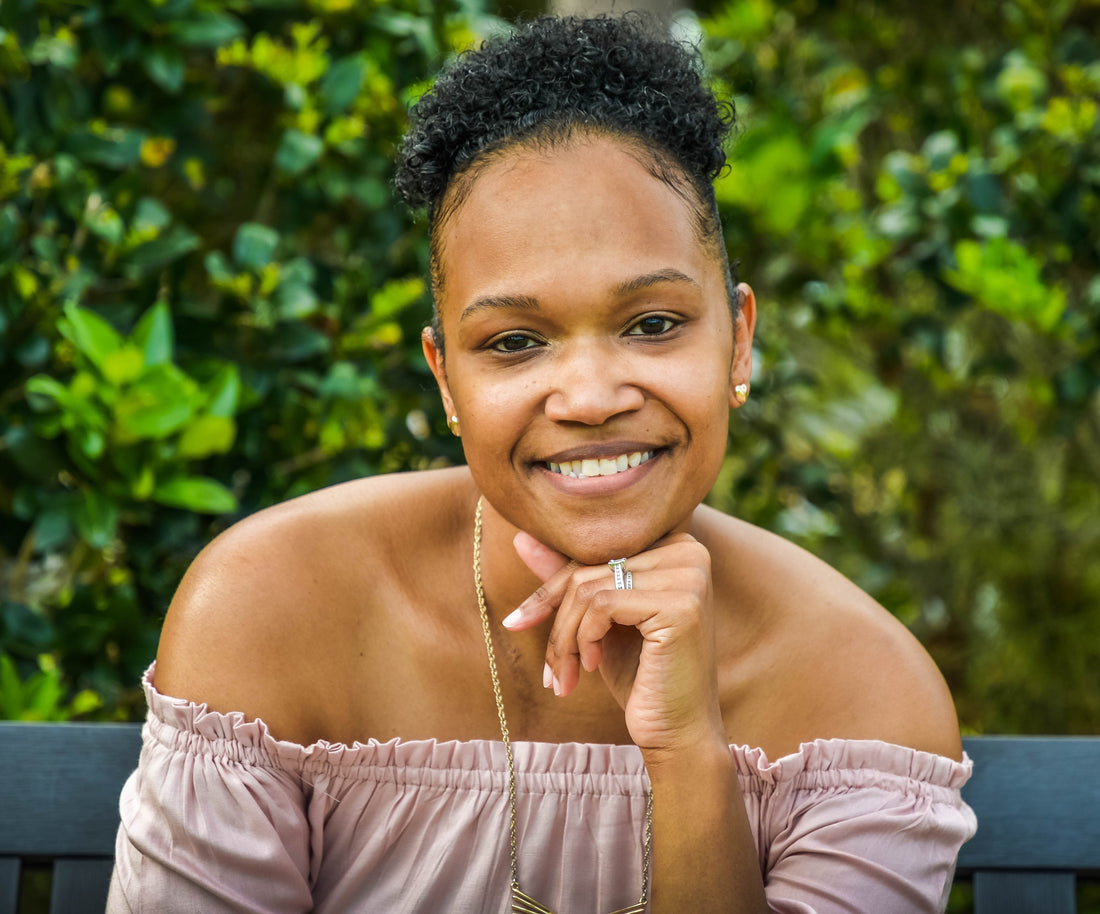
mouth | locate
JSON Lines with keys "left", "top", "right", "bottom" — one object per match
{"left": 544, "top": 450, "right": 655, "bottom": 479}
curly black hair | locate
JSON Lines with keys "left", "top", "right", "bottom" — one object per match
{"left": 395, "top": 14, "right": 740, "bottom": 333}
{"left": 395, "top": 15, "right": 734, "bottom": 214}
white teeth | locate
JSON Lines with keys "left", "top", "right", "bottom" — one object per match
{"left": 545, "top": 450, "right": 653, "bottom": 478}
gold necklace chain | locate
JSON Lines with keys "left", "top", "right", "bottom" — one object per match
{"left": 472, "top": 498, "right": 653, "bottom": 914}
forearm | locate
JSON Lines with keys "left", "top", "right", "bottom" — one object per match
{"left": 643, "top": 739, "right": 767, "bottom": 914}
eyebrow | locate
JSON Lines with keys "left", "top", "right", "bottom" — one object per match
{"left": 458, "top": 269, "right": 699, "bottom": 322}
{"left": 612, "top": 268, "right": 699, "bottom": 296}
{"left": 459, "top": 292, "right": 540, "bottom": 322}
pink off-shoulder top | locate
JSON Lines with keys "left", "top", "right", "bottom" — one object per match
{"left": 108, "top": 665, "right": 976, "bottom": 913}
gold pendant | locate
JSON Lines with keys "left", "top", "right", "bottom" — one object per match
{"left": 511, "top": 885, "right": 646, "bottom": 914}
{"left": 511, "top": 886, "right": 554, "bottom": 914}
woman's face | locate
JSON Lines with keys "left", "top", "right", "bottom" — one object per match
{"left": 424, "top": 136, "right": 755, "bottom": 564}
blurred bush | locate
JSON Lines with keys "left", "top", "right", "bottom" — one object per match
{"left": 0, "top": 0, "right": 489, "bottom": 718}
{"left": 1, "top": 0, "right": 1097, "bottom": 736}
{"left": 701, "top": 0, "right": 1100, "bottom": 734}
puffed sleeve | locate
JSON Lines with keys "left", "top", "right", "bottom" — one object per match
{"left": 108, "top": 668, "right": 315, "bottom": 914}
{"left": 736, "top": 739, "right": 977, "bottom": 914}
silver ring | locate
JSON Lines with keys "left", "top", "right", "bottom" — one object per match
{"left": 608, "top": 558, "right": 630, "bottom": 590}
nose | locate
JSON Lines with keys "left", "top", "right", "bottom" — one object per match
{"left": 543, "top": 340, "right": 645, "bottom": 425}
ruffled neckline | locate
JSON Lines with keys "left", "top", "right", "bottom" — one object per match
{"left": 140, "top": 663, "right": 972, "bottom": 793}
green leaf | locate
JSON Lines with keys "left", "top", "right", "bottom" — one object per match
{"left": 101, "top": 346, "right": 146, "bottom": 386}
{"left": 69, "top": 690, "right": 103, "bottom": 716}
{"left": 176, "top": 415, "right": 236, "bottom": 458}
{"left": 275, "top": 279, "right": 319, "bottom": 319}
{"left": 115, "top": 397, "right": 195, "bottom": 441}
{"left": 25, "top": 375, "right": 73, "bottom": 412}
{"left": 153, "top": 476, "right": 237, "bottom": 513}
{"left": 275, "top": 129, "right": 324, "bottom": 176}
{"left": 143, "top": 46, "right": 185, "bottom": 93}
{"left": 369, "top": 277, "right": 426, "bottom": 321}
{"left": 125, "top": 226, "right": 200, "bottom": 274}
{"left": 133, "top": 300, "right": 174, "bottom": 367}
{"left": 233, "top": 222, "right": 279, "bottom": 270}
{"left": 1, "top": 602, "right": 54, "bottom": 652}
{"left": 320, "top": 54, "right": 366, "bottom": 115}
{"left": 171, "top": 12, "right": 245, "bottom": 48}
{"left": 113, "top": 365, "right": 199, "bottom": 441}
{"left": 922, "top": 130, "right": 960, "bottom": 171}
{"left": 85, "top": 205, "right": 125, "bottom": 245}
{"left": 204, "top": 365, "right": 241, "bottom": 418}
{"left": 60, "top": 304, "right": 122, "bottom": 371}
{"left": 133, "top": 197, "right": 172, "bottom": 235}
{"left": 72, "top": 426, "right": 106, "bottom": 461}
{"left": 73, "top": 489, "right": 120, "bottom": 549}
{"left": 27, "top": 668, "right": 63, "bottom": 720}
{"left": 271, "top": 322, "right": 330, "bottom": 361}
{"left": 1, "top": 427, "right": 64, "bottom": 481}
{"left": 31, "top": 503, "right": 72, "bottom": 552}
{"left": 944, "top": 237, "right": 1067, "bottom": 332}
{"left": 0, "top": 655, "right": 23, "bottom": 718}
{"left": 66, "top": 127, "right": 145, "bottom": 169}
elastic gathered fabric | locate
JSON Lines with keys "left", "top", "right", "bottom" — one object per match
{"left": 109, "top": 665, "right": 977, "bottom": 914}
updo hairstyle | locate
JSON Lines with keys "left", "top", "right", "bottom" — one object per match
{"left": 394, "top": 15, "right": 739, "bottom": 337}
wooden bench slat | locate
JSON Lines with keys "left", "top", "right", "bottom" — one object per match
{"left": 0, "top": 723, "right": 142, "bottom": 856}
{"left": 960, "top": 737, "right": 1100, "bottom": 872}
{"left": 0, "top": 858, "right": 20, "bottom": 914}
{"left": 972, "top": 870, "right": 1076, "bottom": 914}
{"left": 48, "top": 859, "right": 115, "bottom": 914}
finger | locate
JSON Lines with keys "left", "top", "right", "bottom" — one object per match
{"left": 513, "top": 531, "right": 570, "bottom": 582}
{"left": 502, "top": 544, "right": 578, "bottom": 631}
{"left": 545, "top": 565, "right": 622, "bottom": 693}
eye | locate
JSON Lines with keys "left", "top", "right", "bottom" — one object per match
{"left": 627, "top": 315, "right": 677, "bottom": 336}
{"left": 489, "top": 333, "right": 540, "bottom": 353}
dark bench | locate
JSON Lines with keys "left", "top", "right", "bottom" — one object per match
{"left": 1, "top": 727, "right": 1098, "bottom": 913}
{"left": 955, "top": 737, "right": 1100, "bottom": 912}
{"left": 0, "top": 723, "right": 142, "bottom": 914}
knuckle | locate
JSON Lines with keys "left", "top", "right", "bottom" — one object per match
{"left": 590, "top": 588, "right": 617, "bottom": 613}
{"left": 545, "top": 631, "right": 567, "bottom": 657}
{"left": 575, "top": 577, "right": 603, "bottom": 603}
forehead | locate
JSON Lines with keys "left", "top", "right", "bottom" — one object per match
{"left": 434, "top": 137, "right": 718, "bottom": 318}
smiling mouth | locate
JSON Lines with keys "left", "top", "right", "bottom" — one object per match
{"left": 545, "top": 450, "right": 654, "bottom": 479}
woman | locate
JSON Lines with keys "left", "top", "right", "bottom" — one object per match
{"left": 110, "top": 15, "right": 976, "bottom": 913}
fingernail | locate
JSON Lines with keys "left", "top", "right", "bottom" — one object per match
{"left": 552, "top": 675, "right": 562, "bottom": 697}
{"left": 502, "top": 608, "right": 523, "bottom": 629}
{"left": 543, "top": 662, "right": 553, "bottom": 689}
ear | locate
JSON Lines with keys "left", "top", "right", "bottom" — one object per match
{"left": 422, "top": 326, "right": 458, "bottom": 421}
{"left": 729, "top": 283, "right": 758, "bottom": 409}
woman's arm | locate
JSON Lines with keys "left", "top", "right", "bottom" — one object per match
{"left": 505, "top": 533, "right": 768, "bottom": 914}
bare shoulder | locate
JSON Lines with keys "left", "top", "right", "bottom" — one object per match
{"left": 155, "top": 466, "right": 474, "bottom": 737}
{"left": 695, "top": 505, "right": 963, "bottom": 761}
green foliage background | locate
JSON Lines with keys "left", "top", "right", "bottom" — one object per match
{"left": 1, "top": 0, "right": 1097, "bottom": 739}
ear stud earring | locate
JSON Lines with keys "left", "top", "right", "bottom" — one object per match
{"left": 734, "top": 383, "right": 750, "bottom": 405}
{"left": 447, "top": 415, "right": 461, "bottom": 436}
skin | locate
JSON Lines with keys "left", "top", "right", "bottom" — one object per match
{"left": 156, "top": 135, "right": 963, "bottom": 912}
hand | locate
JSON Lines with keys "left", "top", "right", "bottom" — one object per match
{"left": 504, "top": 532, "right": 725, "bottom": 752}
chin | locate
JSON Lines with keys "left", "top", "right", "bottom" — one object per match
{"left": 544, "top": 516, "right": 673, "bottom": 566}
